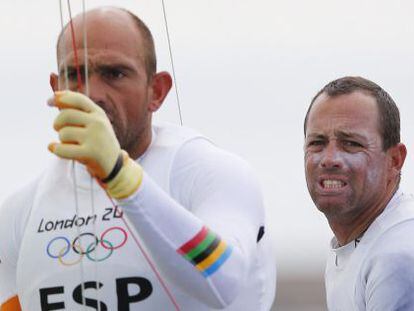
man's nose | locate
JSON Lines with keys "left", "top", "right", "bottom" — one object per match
{"left": 320, "top": 141, "right": 343, "bottom": 169}
{"left": 79, "top": 73, "right": 105, "bottom": 107}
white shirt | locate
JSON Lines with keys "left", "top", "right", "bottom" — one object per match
{"left": 325, "top": 191, "right": 414, "bottom": 310}
{"left": 0, "top": 123, "right": 276, "bottom": 310}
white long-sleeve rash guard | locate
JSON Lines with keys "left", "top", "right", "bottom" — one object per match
{"left": 0, "top": 124, "right": 276, "bottom": 310}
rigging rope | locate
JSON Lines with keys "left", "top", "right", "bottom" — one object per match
{"left": 161, "top": 0, "right": 184, "bottom": 126}
{"left": 57, "top": 2, "right": 182, "bottom": 309}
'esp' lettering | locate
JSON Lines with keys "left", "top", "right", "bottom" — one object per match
{"left": 40, "top": 287, "right": 65, "bottom": 310}
{"left": 117, "top": 277, "right": 153, "bottom": 310}
{"left": 39, "top": 276, "right": 153, "bottom": 310}
{"left": 73, "top": 282, "right": 107, "bottom": 311}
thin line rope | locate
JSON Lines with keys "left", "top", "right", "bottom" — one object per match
{"left": 60, "top": 2, "right": 180, "bottom": 309}
{"left": 58, "top": 0, "right": 69, "bottom": 90}
{"left": 65, "top": 1, "right": 87, "bottom": 309}
{"left": 67, "top": 0, "right": 83, "bottom": 92}
{"left": 82, "top": 0, "right": 89, "bottom": 95}
{"left": 161, "top": 0, "right": 183, "bottom": 126}
{"left": 89, "top": 176, "right": 102, "bottom": 311}
{"left": 71, "top": 162, "right": 87, "bottom": 311}
{"left": 105, "top": 193, "right": 181, "bottom": 311}
{"left": 80, "top": 2, "right": 100, "bottom": 309}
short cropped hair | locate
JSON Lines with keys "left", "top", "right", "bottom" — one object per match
{"left": 120, "top": 8, "right": 157, "bottom": 77}
{"left": 56, "top": 7, "right": 157, "bottom": 78}
{"left": 304, "top": 76, "right": 400, "bottom": 151}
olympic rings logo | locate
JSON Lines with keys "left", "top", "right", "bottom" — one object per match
{"left": 46, "top": 227, "right": 128, "bottom": 266}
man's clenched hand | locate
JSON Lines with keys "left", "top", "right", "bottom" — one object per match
{"left": 48, "top": 90, "right": 142, "bottom": 199}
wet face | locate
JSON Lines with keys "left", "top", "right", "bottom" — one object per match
{"left": 52, "top": 9, "right": 155, "bottom": 156}
{"left": 304, "top": 91, "right": 393, "bottom": 222}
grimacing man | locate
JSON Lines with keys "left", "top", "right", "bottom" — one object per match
{"left": 0, "top": 7, "right": 275, "bottom": 310}
{"left": 304, "top": 76, "right": 414, "bottom": 310}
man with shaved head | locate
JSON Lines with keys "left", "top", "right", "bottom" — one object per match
{"left": 304, "top": 76, "right": 414, "bottom": 310}
{"left": 0, "top": 7, "right": 275, "bottom": 310}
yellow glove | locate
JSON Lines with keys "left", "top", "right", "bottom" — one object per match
{"left": 48, "top": 90, "right": 142, "bottom": 199}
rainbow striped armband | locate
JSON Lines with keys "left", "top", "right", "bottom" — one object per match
{"left": 177, "top": 226, "right": 233, "bottom": 277}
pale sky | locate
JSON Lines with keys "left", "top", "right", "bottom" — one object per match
{"left": 1, "top": 0, "right": 414, "bottom": 279}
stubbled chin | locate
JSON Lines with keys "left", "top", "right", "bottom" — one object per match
{"left": 314, "top": 194, "right": 352, "bottom": 215}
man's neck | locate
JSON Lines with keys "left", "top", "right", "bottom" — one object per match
{"left": 329, "top": 185, "right": 398, "bottom": 246}
{"left": 126, "top": 125, "right": 153, "bottom": 160}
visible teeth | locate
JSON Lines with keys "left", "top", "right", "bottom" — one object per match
{"left": 323, "top": 180, "right": 345, "bottom": 189}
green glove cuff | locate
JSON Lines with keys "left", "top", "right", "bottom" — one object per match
{"left": 106, "top": 152, "right": 143, "bottom": 200}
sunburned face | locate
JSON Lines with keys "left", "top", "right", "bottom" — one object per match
{"left": 304, "top": 91, "right": 393, "bottom": 223}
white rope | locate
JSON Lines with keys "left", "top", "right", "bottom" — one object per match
{"left": 161, "top": 0, "right": 184, "bottom": 126}
{"left": 82, "top": 0, "right": 89, "bottom": 96}
{"left": 89, "top": 176, "right": 102, "bottom": 311}
{"left": 80, "top": 2, "right": 101, "bottom": 309}
{"left": 58, "top": 0, "right": 69, "bottom": 90}
{"left": 57, "top": 3, "right": 183, "bottom": 309}
{"left": 71, "top": 162, "right": 87, "bottom": 311}
{"left": 62, "top": 1, "right": 87, "bottom": 309}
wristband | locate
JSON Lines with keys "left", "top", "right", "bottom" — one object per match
{"left": 101, "top": 153, "right": 123, "bottom": 183}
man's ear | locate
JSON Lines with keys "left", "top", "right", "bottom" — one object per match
{"left": 148, "top": 71, "right": 173, "bottom": 112}
{"left": 388, "top": 143, "right": 407, "bottom": 180}
{"left": 50, "top": 73, "right": 59, "bottom": 92}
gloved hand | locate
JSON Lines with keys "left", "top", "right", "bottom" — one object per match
{"left": 48, "top": 90, "right": 142, "bottom": 199}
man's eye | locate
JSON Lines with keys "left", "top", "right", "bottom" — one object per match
{"left": 308, "top": 140, "right": 324, "bottom": 147}
{"left": 102, "top": 69, "right": 126, "bottom": 80}
{"left": 344, "top": 140, "right": 362, "bottom": 148}
{"left": 67, "top": 70, "right": 78, "bottom": 81}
